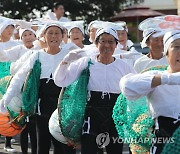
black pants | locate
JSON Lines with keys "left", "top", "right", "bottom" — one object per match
{"left": 5, "top": 136, "right": 12, "bottom": 147}
{"left": 20, "top": 115, "right": 37, "bottom": 154}
{"left": 81, "top": 134, "right": 123, "bottom": 154}
{"left": 36, "top": 115, "right": 75, "bottom": 154}
{"left": 36, "top": 79, "right": 76, "bottom": 154}
{"left": 81, "top": 91, "right": 123, "bottom": 154}
{"left": 151, "top": 116, "right": 180, "bottom": 154}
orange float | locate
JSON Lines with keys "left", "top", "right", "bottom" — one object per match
{"left": 0, "top": 112, "right": 24, "bottom": 137}
{"left": 0, "top": 76, "right": 25, "bottom": 136}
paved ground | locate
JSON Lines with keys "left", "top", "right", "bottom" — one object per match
{"left": 0, "top": 135, "right": 54, "bottom": 154}
{"left": 0, "top": 135, "right": 129, "bottom": 154}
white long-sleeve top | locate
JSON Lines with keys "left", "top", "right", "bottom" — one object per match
{"left": 3, "top": 47, "right": 70, "bottom": 103}
{"left": 120, "top": 70, "right": 180, "bottom": 119}
{"left": 54, "top": 56, "right": 135, "bottom": 94}
{"left": 114, "top": 47, "right": 142, "bottom": 67}
{"left": 134, "top": 55, "right": 168, "bottom": 73}
{"left": 0, "top": 39, "right": 20, "bottom": 51}
{"left": 10, "top": 42, "right": 79, "bottom": 76}
{"left": 0, "top": 44, "right": 34, "bottom": 62}
{"left": 10, "top": 50, "right": 35, "bottom": 76}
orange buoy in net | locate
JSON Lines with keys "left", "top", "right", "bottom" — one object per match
{"left": 0, "top": 113, "right": 24, "bottom": 137}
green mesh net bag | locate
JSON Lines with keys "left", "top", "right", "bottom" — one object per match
{"left": 0, "top": 76, "right": 12, "bottom": 96}
{"left": 7, "top": 57, "right": 41, "bottom": 127}
{"left": 141, "top": 65, "right": 168, "bottom": 73}
{"left": 113, "top": 94, "right": 154, "bottom": 153}
{"left": 58, "top": 60, "right": 92, "bottom": 146}
{"left": 113, "top": 65, "right": 168, "bottom": 153}
{"left": 0, "top": 62, "right": 11, "bottom": 79}
{"left": 162, "top": 126, "right": 180, "bottom": 154}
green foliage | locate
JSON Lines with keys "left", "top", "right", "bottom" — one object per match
{"left": 0, "top": 0, "right": 143, "bottom": 22}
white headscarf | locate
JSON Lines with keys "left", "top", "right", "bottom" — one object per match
{"left": 140, "top": 28, "right": 157, "bottom": 48}
{"left": 0, "top": 20, "right": 14, "bottom": 35}
{"left": 19, "top": 28, "right": 36, "bottom": 39}
{"left": 68, "top": 25, "right": 84, "bottom": 36}
{"left": 95, "top": 27, "right": 119, "bottom": 42}
{"left": 163, "top": 30, "right": 180, "bottom": 55}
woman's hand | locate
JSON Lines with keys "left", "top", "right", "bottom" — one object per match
{"left": 63, "top": 49, "right": 86, "bottom": 63}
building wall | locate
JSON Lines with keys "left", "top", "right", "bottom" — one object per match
{"left": 141, "top": 0, "right": 177, "bottom": 10}
{"left": 141, "top": 0, "right": 178, "bottom": 15}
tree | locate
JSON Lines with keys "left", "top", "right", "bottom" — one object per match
{"left": 0, "top": 0, "right": 143, "bottom": 23}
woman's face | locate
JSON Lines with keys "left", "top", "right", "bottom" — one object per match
{"left": 44, "top": 26, "right": 63, "bottom": 48}
{"left": 148, "top": 35, "right": 164, "bottom": 54}
{"left": 96, "top": 33, "right": 117, "bottom": 57}
{"left": 89, "top": 27, "right": 97, "bottom": 43}
{"left": 166, "top": 39, "right": 180, "bottom": 73}
{"left": 69, "top": 28, "right": 84, "bottom": 46}
{"left": 22, "top": 30, "right": 36, "bottom": 49}
{"left": 117, "top": 29, "right": 128, "bottom": 47}
{"left": 1, "top": 25, "right": 14, "bottom": 39}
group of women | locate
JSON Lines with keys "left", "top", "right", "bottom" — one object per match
{"left": 0, "top": 14, "right": 179, "bottom": 154}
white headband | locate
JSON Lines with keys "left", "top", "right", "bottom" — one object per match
{"left": 0, "top": 20, "right": 14, "bottom": 35}
{"left": 163, "top": 30, "right": 180, "bottom": 55}
{"left": 141, "top": 28, "right": 157, "bottom": 48}
{"left": 68, "top": 25, "right": 84, "bottom": 36}
{"left": 95, "top": 27, "right": 119, "bottom": 42}
{"left": 19, "top": 28, "right": 36, "bottom": 39}
{"left": 43, "top": 23, "right": 64, "bottom": 33}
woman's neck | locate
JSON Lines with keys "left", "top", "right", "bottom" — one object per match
{"left": 147, "top": 51, "right": 163, "bottom": 60}
{"left": 45, "top": 47, "right": 61, "bottom": 55}
{"left": 0, "top": 36, "right": 11, "bottom": 42}
{"left": 76, "top": 43, "right": 84, "bottom": 49}
{"left": 26, "top": 44, "right": 34, "bottom": 49}
{"left": 97, "top": 55, "right": 114, "bottom": 65}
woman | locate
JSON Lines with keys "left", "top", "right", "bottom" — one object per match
{"left": 0, "top": 19, "right": 20, "bottom": 153}
{"left": 120, "top": 30, "right": 180, "bottom": 154}
{"left": 54, "top": 27, "right": 135, "bottom": 154}
{"left": 0, "top": 23, "right": 76, "bottom": 154}
{"left": 0, "top": 20, "right": 20, "bottom": 78}
{"left": 0, "top": 27, "right": 37, "bottom": 74}
{"left": 134, "top": 28, "right": 168, "bottom": 73}
{"left": 8, "top": 27, "right": 37, "bottom": 154}
{"left": 68, "top": 25, "right": 85, "bottom": 49}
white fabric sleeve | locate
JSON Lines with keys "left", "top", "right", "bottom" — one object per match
{"left": 10, "top": 50, "right": 34, "bottom": 75}
{"left": 0, "top": 45, "right": 22, "bottom": 62}
{"left": 54, "top": 57, "right": 90, "bottom": 87}
{"left": 120, "top": 72, "right": 155, "bottom": 100}
{"left": 161, "top": 72, "right": 180, "bottom": 85}
{"left": 2, "top": 52, "right": 38, "bottom": 104}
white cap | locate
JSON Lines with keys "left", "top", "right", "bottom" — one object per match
{"left": 0, "top": 20, "right": 14, "bottom": 35}
{"left": 43, "top": 23, "right": 64, "bottom": 32}
{"left": 103, "top": 22, "right": 124, "bottom": 31}
{"left": 19, "top": 28, "right": 36, "bottom": 39}
{"left": 163, "top": 30, "right": 180, "bottom": 55}
{"left": 68, "top": 25, "right": 84, "bottom": 36}
{"left": 87, "top": 20, "right": 103, "bottom": 33}
{"left": 14, "top": 19, "right": 32, "bottom": 29}
{"left": 95, "top": 27, "right": 119, "bottom": 42}
{"left": 114, "top": 21, "right": 128, "bottom": 32}
{"left": 141, "top": 28, "right": 157, "bottom": 48}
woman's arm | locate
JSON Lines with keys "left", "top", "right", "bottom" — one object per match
{"left": 0, "top": 45, "right": 22, "bottom": 62}
{"left": 2, "top": 52, "right": 38, "bottom": 105}
{"left": 10, "top": 50, "right": 34, "bottom": 75}
{"left": 54, "top": 57, "right": 90, "bottom": 87}
{"left": 120, "top": 72, "right": 156, "bottom": 100}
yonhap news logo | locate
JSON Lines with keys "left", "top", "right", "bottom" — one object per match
{"left": 96, "top": 132, "right": 175, "bottom": 148}
{"left": 96, "top": 132, "right": 110, "bottom": 148}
